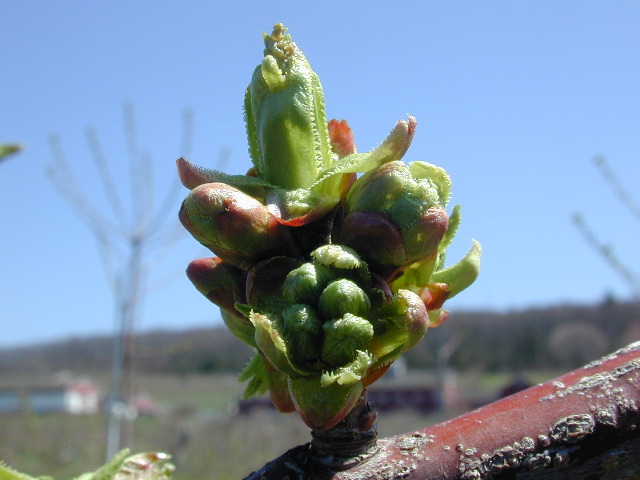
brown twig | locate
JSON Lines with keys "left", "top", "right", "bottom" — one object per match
{"left": 245, "top": 341, "right": 640, "bottom": 479}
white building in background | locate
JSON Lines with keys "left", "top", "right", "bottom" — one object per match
{"left": 0, "top": 374, "right": 102, "bottom": 415}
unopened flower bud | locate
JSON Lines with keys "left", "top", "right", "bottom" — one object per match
{"left": 179, "top": 182, "right": 292, "bottom": 268}
{"left": 321, "top": 314, "right": 374, "bottom": 367}
{"left": 368, "top": 289, "right": 428, "bottom": 360}
{"left": 185, "top": 257, "right": 245, "bottom": 313}
{"left": 282, "top": 262, "right": 335, "bottom": 306}
{"left": 318, "top": 279, "right": 371, "bottom": 320}
{"left": 282, "top": 304, "right": 323, "bottom": 366}
{"left": 338, "top": 160, "right": 450, "bottom": 278}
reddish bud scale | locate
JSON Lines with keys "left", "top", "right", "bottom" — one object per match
{"left": 337, "top": 211, "right": 406, "bottom": 280}
{"left": 185, "top": 257, "right": 246, "bottom": 313}
{"left": 179, "top": 183, "right": 293, "bottom": 269}
{"left": 328, "top": 119, "right": 356, "bottom": 158}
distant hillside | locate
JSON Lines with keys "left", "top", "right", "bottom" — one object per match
{"left": 1, "top": 299, "right": 638, "bottom": 375}
{"left": 0, "top": 327, "right": 253, "bottom": 374}
{"left": 414, "top": 298, "right": 640, "bottom": 372}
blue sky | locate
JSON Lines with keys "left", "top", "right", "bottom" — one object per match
{"left": 2, "top": 2, "right": 639, "bottom": 347}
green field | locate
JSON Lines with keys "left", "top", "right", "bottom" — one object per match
{"left": 0, "top": 369, "right": 562, "bottom": 480}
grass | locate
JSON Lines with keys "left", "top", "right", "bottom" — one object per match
{"left": 0, "top": 369, "right": 563, "bottom": 479}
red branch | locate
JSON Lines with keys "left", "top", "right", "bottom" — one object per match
{"left": 245, "top": 341, "right": 640, "bottom": 479}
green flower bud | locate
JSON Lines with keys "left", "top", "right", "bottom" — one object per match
{"left": 179, "top": 182, "right": 292, "bottom": 269}
{"left": 310, "top": 244, "right": 370, "bottom": 286}
{"left": 245, "top": 256, "right": 301, "bottom": 314}
{"left": 244, "top": 23, "right": 332, "bottom": 190}
{"left": 311, "top": 244, "right": 363, "bottom": 270}
{"left": 318, "top": 279, "right": 371, "bottom": 320}
{"left": 321, "top": 314, "right": 374, "bottom": 367}
{"left": 368, "top": 289, "right": 428, "bottom": 364}
{"left": 282, "top": 304, "right": 323, "bottom": 366}
{"left": 282, "top": 262, "right": 335, "bottom": 306}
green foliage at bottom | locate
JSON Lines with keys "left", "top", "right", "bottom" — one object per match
{"left": 0, "top": 450, "right": 173, "bottom": 480}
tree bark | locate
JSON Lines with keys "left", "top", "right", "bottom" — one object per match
{"left": 244, "top": 341, "right": 640, "bottom": 479}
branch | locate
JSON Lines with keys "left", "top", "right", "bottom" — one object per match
{"left": 86, "top": 126, "right": 129, "bottom": 227}
{"left": 245, "top": 341, "right": 640, "bottom": 479}
{"left": 572, "top": 213, "right": 640, "bottom": 297}
{"left": 47, "top": 134, "right": 124, "bottom": 239}
{"left": 123, "top": 103, "right": 155, "bottom": 235}
{"left": 595, "top": 155, "right": 640, "bottom": 223}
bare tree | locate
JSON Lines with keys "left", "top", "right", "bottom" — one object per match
{"left": 573, "top": 156, "right": 640, "bottom": 298}
{"left": 46, "top": 103, "right": 193, "bottom": 460}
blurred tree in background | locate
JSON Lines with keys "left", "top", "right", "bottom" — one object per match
{"left": 573, "top": 156, "right": 640, "bottom": 298}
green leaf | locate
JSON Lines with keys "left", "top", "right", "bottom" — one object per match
{"left": 0, "top": 461, "right": 49, "bottom": 480}
{"left": 250, "top": 311, "right": 310, "bottom": 377}
{"left": 431, "top": 239, "right": 482, "bottom": 298}
{"left": 0, "top": 143, "right": 21, "bottom": 160}
{"left": 221, "top": 309, "right": 256, "bottom": 347}
{"left": 288, "top": 376, "right": 364, "bottom": 429}
{"left": 311, "top": 116, "right": 416, "bottom": 190}
{"left": 439, "top": 204, "right": 461, "bottom": 255}
{"left": 88, "top": 451, "right": 173, "bottom": 480}
{"left": 408, "top": 161, "right": 451, "bottom": 205}
{"left": 320, "top": 350, "right": 375, "bottom": 386}
{"left": 176, "top": 157, "right": 275, "bottom": 191}
{"left": 264, "top": 187, "right": 339, "bottom": 225}
{"left": 238, "top": 352, "right": 269, "bottom": 399}
{"left": 72, "top": 449, "right": 130, "bottom": 480}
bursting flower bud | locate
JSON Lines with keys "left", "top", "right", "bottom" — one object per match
{"left": 179, "top": 182, "right": 292, "bottom": 268}
{"left": 282, "top": 262, "right": 335, "bottom": 306}
{"left": 321, "top": 314, "right": 374, "bottom": 367}
{"left": 179, "top": 23, "right": 482, "bottom": 431}
{"left": 337, "top": 160, "right": 450, "bottom": 279}
{"left": 244, "top": 23, "right": 333, "bottom": 190}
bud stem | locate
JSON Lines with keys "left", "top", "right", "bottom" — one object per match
{"left": 310, "top": 389, "right": 378, "bottom": 470}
